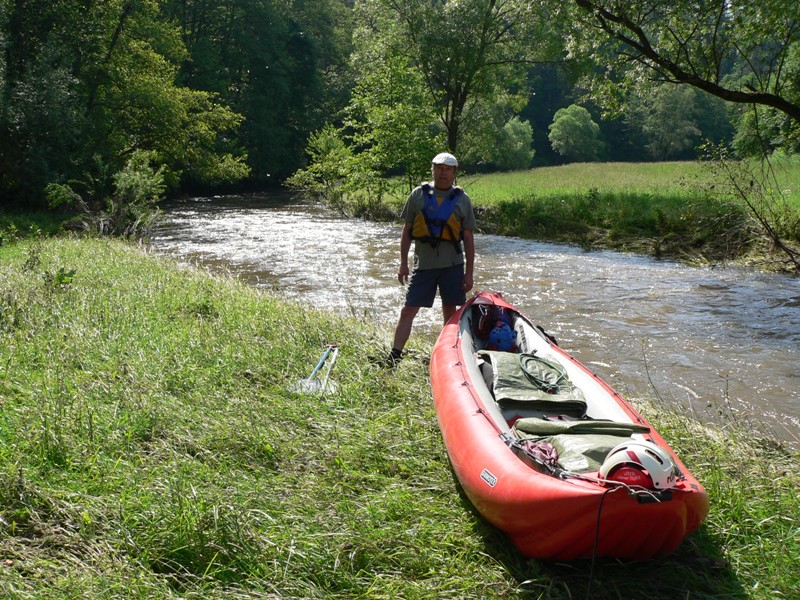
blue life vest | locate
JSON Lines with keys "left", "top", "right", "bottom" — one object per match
{"left": 410, "top": 183, "right": 463, "bottom": 251}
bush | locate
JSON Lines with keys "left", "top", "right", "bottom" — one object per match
{"left": 47, "top": 151, "right": 165, "bottom": 238}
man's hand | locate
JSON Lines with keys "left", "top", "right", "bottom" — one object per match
{"left": 462, "top": 272, "right": 474, "bottom": 293}
{"left": 398, "top": 264, "right": 410, "bottom": 285}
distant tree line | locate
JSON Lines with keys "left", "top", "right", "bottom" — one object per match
{"left": 1, "top": 0, "right": 798, "bottom": 213}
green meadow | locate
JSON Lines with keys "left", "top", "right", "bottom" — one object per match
{"left": 464, "top": 158, "right": 800, "bottom": 207}
{"left": 465, "top": 162, "right": 711, "bottom": 202}
{"left": 0, "top": 234, "right": 797, "bottom": 599}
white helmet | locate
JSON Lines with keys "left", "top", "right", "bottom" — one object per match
{"left": 599, "top": 440, "right": 677, "bottom": 490}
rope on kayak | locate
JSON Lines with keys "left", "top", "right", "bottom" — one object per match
{"left": 586, "top": 486, "right": 615, "bottom": 600}
{"left": 563, "top": 470, "right": 679, "bottom": 502}
{"left": 502, "top": 433, "right": 681, "bottom": 501}
{"left": 583, "top": 480, "right": 677, "bottom": 600}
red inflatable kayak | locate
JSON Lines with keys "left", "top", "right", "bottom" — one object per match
{"left": 430, "top": 291, "right": 709, "bottom": 560}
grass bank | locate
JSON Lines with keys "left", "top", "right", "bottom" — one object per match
{"left": 1, "top": 234, "right": 798, "bottom": 598}
{"left": 375, "top": 160, "right": 800, "bottom": 266}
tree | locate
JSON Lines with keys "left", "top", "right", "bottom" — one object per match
{"left": 288, "top": 49, "right": 443, "bottom": 205}
{"left": 566, "top": 0, "right": 800, "bottom": 151}
{"left": 164, "top": 0, "right": 355, "bottom": 183}
{"left": 345, "top": 47, "right": 444, "bottom": 188}
{"left": 1, "top": 0, "right": 90, "bottom": 206}
{"left": 0, "top": 0, "right": 248, "bottom": 209}
{"left": 565, "top": 0, "right": 799, "bottom": 269}
{"left": 291, "top": 0, "right": 562, "bottom": 201}
{"left": 91, "top": 15, "right": 248, "bottom": 191}
{"left": 491, "top": 116, "right": 535, "bottom": 170}
{"left": 732, "top": 106, "right": 784, "bottom": 158}
{"left": 521, "top": 63, "right": 584, "bottom": 164}
{"left": 355, "top": 0, "right": 561, "bottom": 156}
{"left": 548, "top": 104, "right": 604, "bottom": 162}
{"left": 628, "top": 84, "right": 701, "bottom": 160}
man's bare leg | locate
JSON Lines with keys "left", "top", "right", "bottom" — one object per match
{"left": 388, "top": 305, "right": 420, "bottom": 364}
{"left": 442, "top": 304, "right": 457, "bottom": 324}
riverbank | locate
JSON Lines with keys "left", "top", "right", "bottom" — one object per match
{"left": 365, "top": 160, "right": 800, "bottom": 270}
{"left": 7, "top": 159, "right": 800, "bottom": 270}
{"left": 1, "top": 235, "right": 797, "bottom": 598}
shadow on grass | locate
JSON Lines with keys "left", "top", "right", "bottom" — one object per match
{"left": 449, "top": 469, "right": 746, "bottom": 600}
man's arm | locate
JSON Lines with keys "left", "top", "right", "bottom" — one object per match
{"left": 462, "top": 229, "right": 474, "bottom": 292}
{"left": 398, "top": 223, "right": 412, "bottom": 285}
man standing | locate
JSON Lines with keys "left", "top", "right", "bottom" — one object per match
{"left": 386, "top": 152, "right": 476, "bottom": 366}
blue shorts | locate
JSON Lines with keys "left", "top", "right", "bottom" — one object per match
{"left": 405, "top": 264, "right": 466, "bottom": 308}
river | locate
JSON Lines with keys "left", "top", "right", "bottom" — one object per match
{"left": 150, "top": 192, "right": 800, "bottom": 447}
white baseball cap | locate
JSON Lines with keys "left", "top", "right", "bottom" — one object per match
{"left": 432, "top": 152, "right": 458, "bottom": 167}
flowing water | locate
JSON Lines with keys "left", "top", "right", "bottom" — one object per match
{"left": 150, "top": 192, "right": 800, "bottom": 446}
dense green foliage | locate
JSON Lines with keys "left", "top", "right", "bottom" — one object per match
{"left": 353, "top": 0, "right": 557, "bottom": 155}
{"left": 288, "top": 0, "right": 557, "bottom": 196}
{"left": 0, "top": 235, "right": 797, "bottom": 598}
{"left": 491, "top": 116, "right": 536, "bottom": 171}
{"left": 0, "top": 0, "right": 351, "bottom": 211}
{"left": 163, "top": 0, "right": 354, "bottom": 186}
{"left": 567, "top": 0, "right": 800, "bottom": 153}
{"left": 2, "top": 0, "right": 799, "bottom": 220}
{"left": 0, "top": 0, "right": 249, "bottom": 210}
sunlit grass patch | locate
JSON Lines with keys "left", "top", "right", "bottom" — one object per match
{"left": 461, "top": 162, "right": 709, "bottom": 206}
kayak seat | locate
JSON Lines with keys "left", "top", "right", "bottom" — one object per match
{"left": 514, "top": 417, "right": 650, "bottom": 437}
{"left": 513, "top": 319, "right": 530, "bottom": 352}
{"left": 477, "top": 349, "right": 588, "bottom": 419}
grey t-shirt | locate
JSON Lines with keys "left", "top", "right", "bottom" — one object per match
{"left": 402, "top": 182, "right": 476, "bottom": 270}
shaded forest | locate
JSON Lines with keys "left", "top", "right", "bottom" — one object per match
{"left": 1, "top": 0, "right": 798, "bottom": 211}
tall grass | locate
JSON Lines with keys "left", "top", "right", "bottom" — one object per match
{"left": 0, "top": 234, "right": 797, "bottom": 598}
